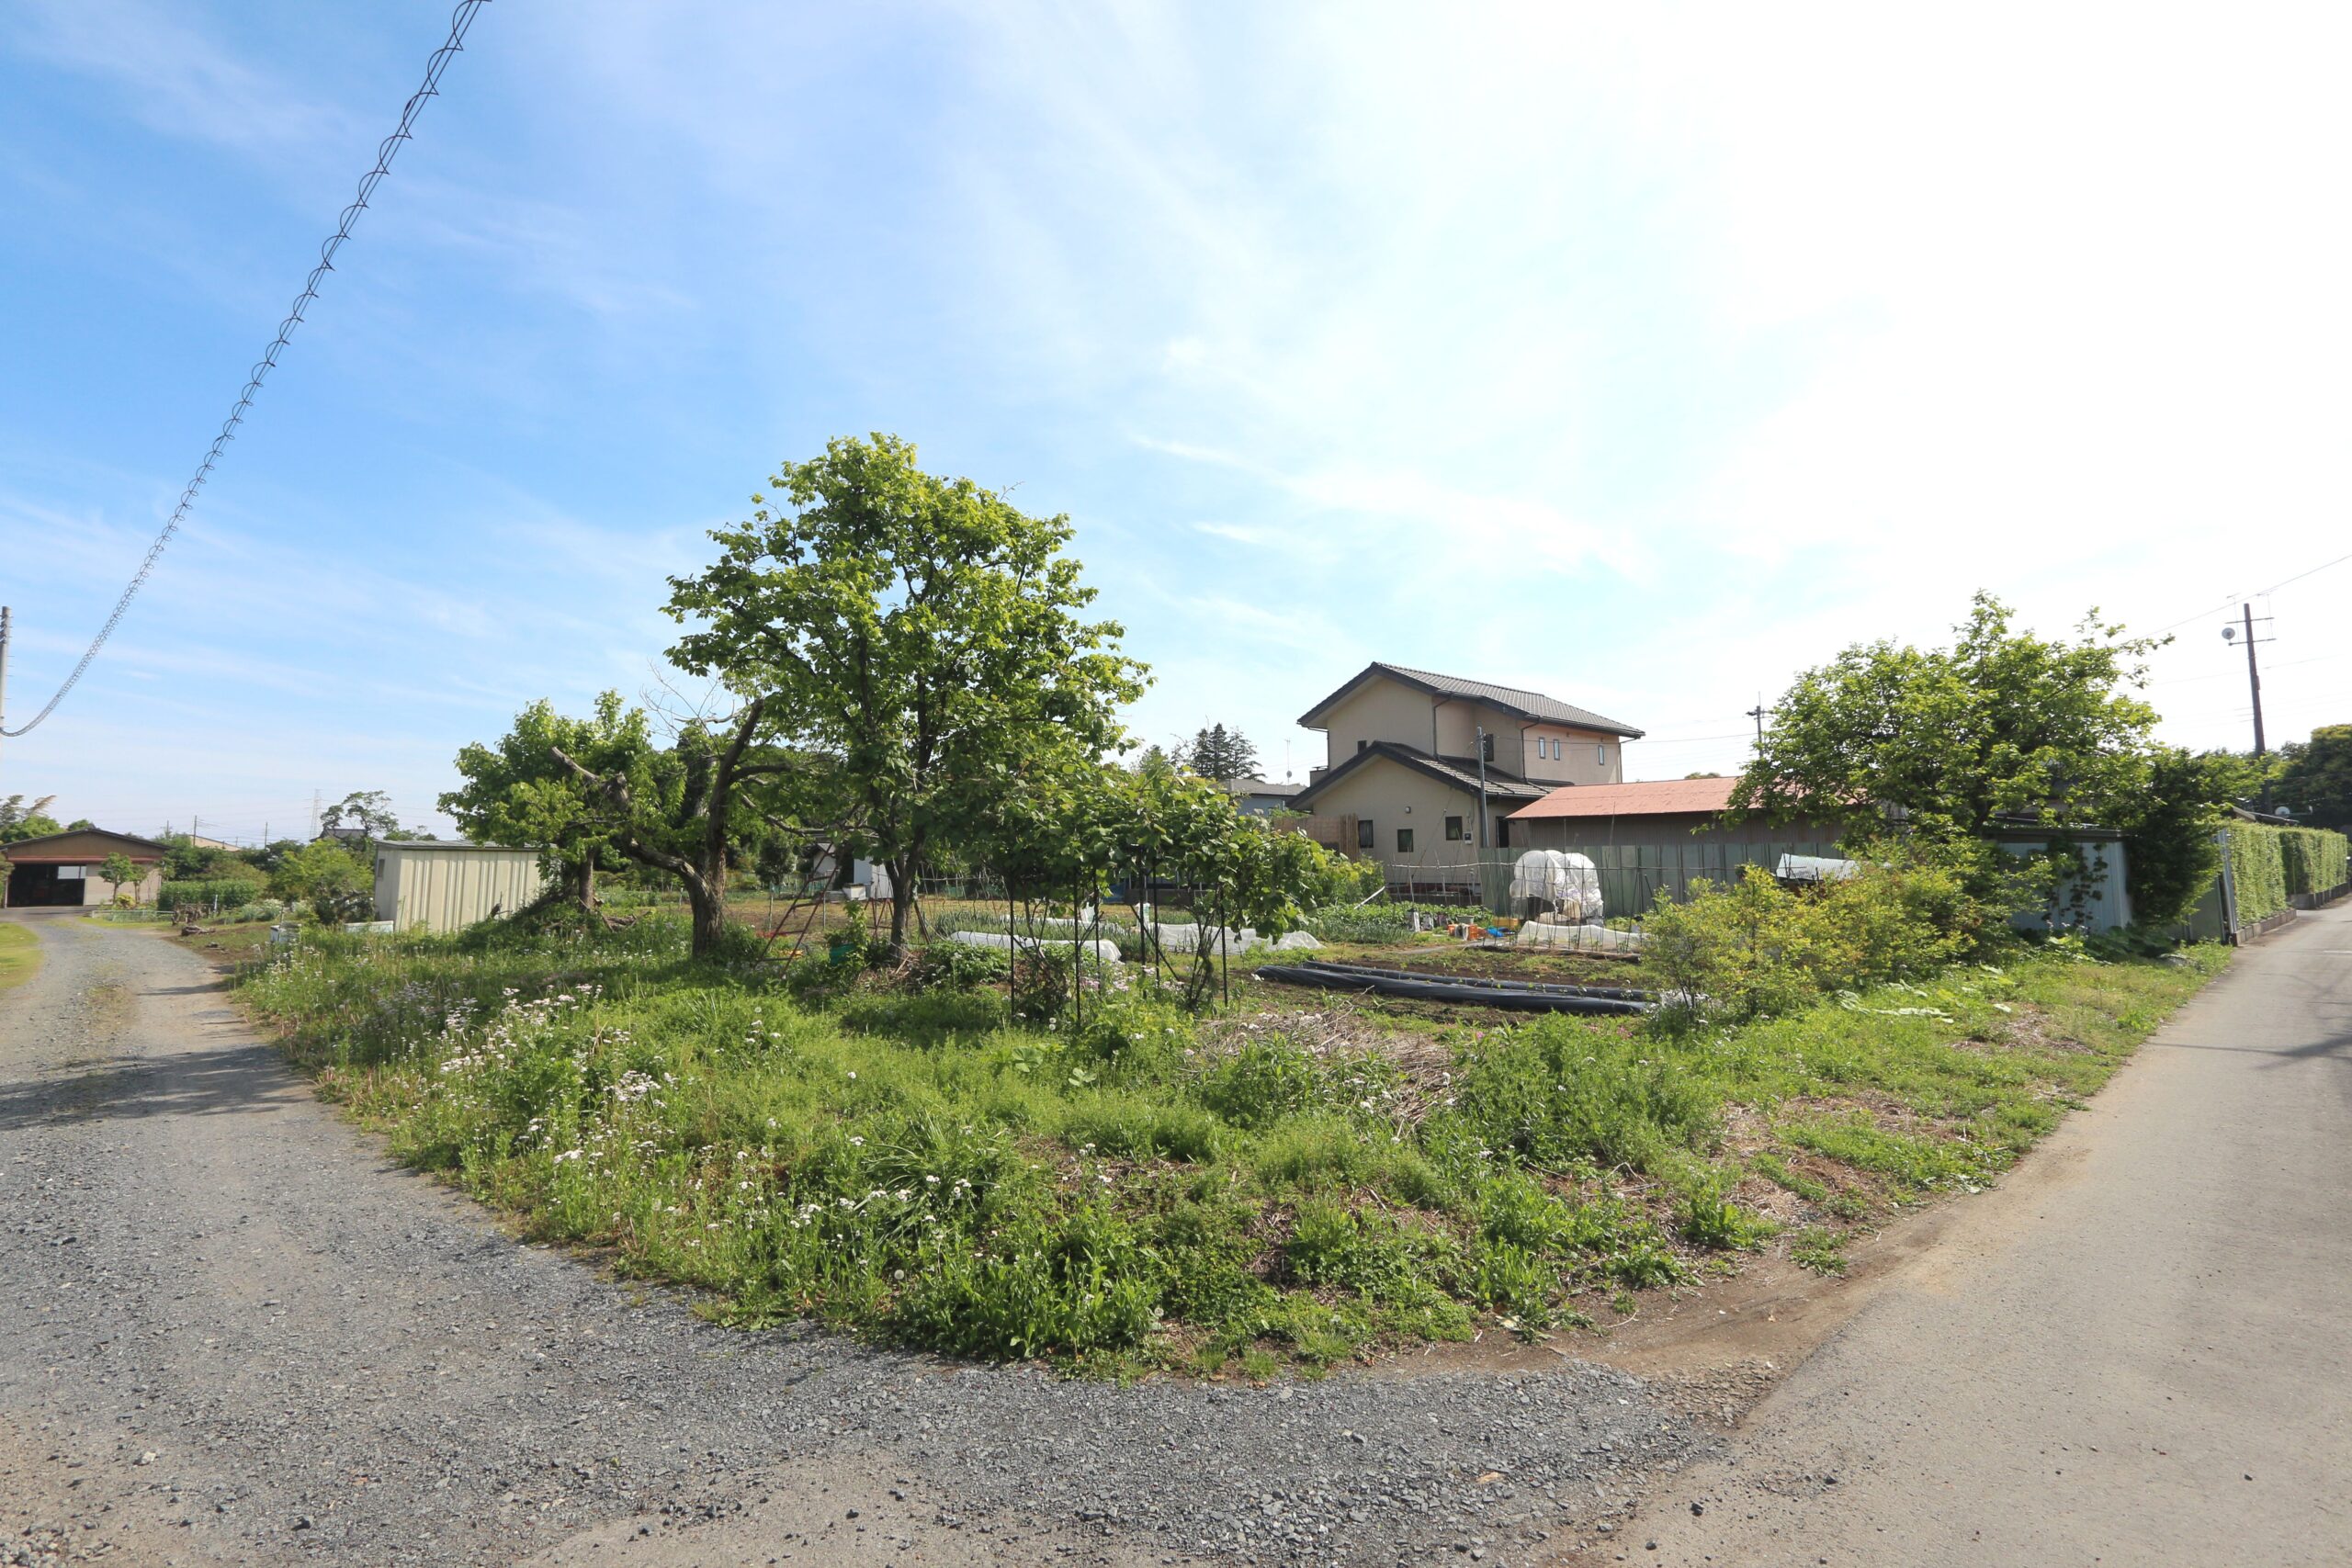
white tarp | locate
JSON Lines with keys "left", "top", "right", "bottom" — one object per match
{"left": 946, "top": 930, "right": 1123, "bottom": 964}
{"left": 1153, "top": 923, "right": 1258, "bottom": 955}
{"left": 1508, "top": 850, "right": 1604, "bottom": 921}
{"left": 1775, "top": 853, "right": 1860, "bottom": 884}
{"left": 1514, "top": 920, "right": 1645, "bottom": 953}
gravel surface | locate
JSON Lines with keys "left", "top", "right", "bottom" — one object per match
{"left": 0, "top": 913, "right": 1711, "bottom": 1567}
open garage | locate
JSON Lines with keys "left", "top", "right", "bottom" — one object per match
{"left": 1, "top": 828, "right": 166, "bottom": 908}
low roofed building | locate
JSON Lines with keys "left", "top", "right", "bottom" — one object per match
{"left": 1, "top": 829, "right": 167, "bottom": 908}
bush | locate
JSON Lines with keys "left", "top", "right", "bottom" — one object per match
{"left": 163, "top": 873, "right": 267, "bottom": 910}
{"left": 915, "top": 940, "right": 1009, "bottom": 988}
{"left": 2279, "top": 825, "right": 2349, "bottom": 898}
{"left": 1644, "top": 855, "right": 1984, "bottom": 1026}
{"left": 1432, "top": 1021, "right": 1718, "bottom": 1174}
{"left": 1298, "top": 842, "right": 1385, "bottom": 908}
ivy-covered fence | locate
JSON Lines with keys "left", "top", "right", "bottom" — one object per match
{"left": 2221, "top": 820, "right": 2351, "bottom": 931}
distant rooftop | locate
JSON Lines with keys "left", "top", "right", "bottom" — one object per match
{"left": 1505, "top": 775, "right": 1740, "bottom": 821}
{"left": 1297, "top": 661, "right": 1644, "bottom": 738}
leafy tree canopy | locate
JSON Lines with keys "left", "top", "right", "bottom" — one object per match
{"left": 1187, "top": 723, "right": 1260, "bottom": 785}
{"left": 1733, "top": 592, "right": 2161, "bottom": 845}
{"left": 97, "top": 852, "right": 143, "bottom": 901}
{"left": 270, "top": 840, "right": 373, "bottom": 923}
{"left": 666, "top": 433, "right": 1147, "bottom": 952}
{"left": 2274, "top": 724, "right": 2352, "bottom": 829}
{"left": 321, "top": 790, "right": 401, "bottom": 840}
{"left": 0, "top": 794, "right": 61, "bottom": 844}
{"left": 442, "top": 694, "right": 650, "bottom": 908}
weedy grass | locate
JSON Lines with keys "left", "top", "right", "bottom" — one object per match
{"left": 235, "top": 917, "right": 2223, "bottom": 1374}
{"left": 0, "top": 921, "right": 40, "bottom": 994}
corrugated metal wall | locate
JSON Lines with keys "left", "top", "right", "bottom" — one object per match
{"left": 374, "top": 847, "right": 546, "bottom": 933}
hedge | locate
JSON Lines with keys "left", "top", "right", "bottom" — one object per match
{"left": 2280, "top": 826, "right": 2349, "bottom": 898}
{"left": 2222, "top": 821, "right": 2350, "bottom": 924}
{"left": 161, "top": 876, "right": 270, "bottom": 909}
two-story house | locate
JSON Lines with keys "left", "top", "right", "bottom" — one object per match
{"left": 1288, "top": 662, "right": 1642, "bottom": 872}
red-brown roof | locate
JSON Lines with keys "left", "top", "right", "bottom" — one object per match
{"left": 1504, "top": 776, "right": 1740, "bottom": 821}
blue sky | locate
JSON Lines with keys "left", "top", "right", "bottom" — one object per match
{"left": 5, "top": 1, "right": 2350, "bottom": 842}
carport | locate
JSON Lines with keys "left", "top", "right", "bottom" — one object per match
{"left": 1, "top": 829, "right": 167, "bottom": 908}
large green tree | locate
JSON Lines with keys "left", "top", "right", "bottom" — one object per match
{"left": 2107, "top": 747, "right": 2250, "bottom": 927}
{"left": 442, "top": 694, "right": 650, "bottom": 911}
{"left": 1186, "top": 723, "right": 1260, "bottom": 785}
{"left": 321, "top": 790, "right": 401, "bottom": 840}
{"left": 1734, "top": 592, "right": 2161, "bottom": 845}
{"left": 0, "top": 795, "right": 61, "bottom": 844}
{"left": 271, "top": 840, "right": 373, "bottom": 923}
{"left": 544, "top": 700, "right": 837, "bottom": 957}
{"left": 2274, "top": 724, "right": 2352, "bottom": 829}
{"left": 666, "top": 434, "right": 1147, "bottom": 953}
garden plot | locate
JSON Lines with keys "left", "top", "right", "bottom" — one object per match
{"left": 230, "top": 906, "right": 2223, "bottom": 1386}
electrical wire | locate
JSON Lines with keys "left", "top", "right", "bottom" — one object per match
{"left": 2141, "top": 547, "right": 2352, "bottom": 640}
{"left": 0, "top": 0, "right": 490, "bottom": 739}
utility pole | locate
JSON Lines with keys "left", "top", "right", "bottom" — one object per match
{"left": 1474, "top": 724, "right": 1491, "bottom": 851}
{"left": 1746, "top": 697, "right": 1768, "bottom": 746}
{"left": 2240, "top": 602, "right": 2267, "bottom": 760}
{"left": 2223, "top": 603, "right": 2275, "bottom": 810}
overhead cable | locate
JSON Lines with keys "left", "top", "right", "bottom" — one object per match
{"left": 0, "top": 0, "right": 491, "bottom": 739}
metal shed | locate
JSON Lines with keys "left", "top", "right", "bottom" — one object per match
{"left": 372, "top": 840, "right": 547, "bottom": 933}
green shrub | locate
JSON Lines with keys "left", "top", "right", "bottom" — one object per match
{"left": 916, "top": 940, "right": 1009, "bottom": 988}
{"left": 890, "top": 1201, "right": 1161, "bottom": 1360}
{"left": 1431, "top": 1021, "right": 1718, "bottom": 1175}
{"left": 1644, "top": 856, "right": 1980, "bottom": 1027}
{"left": 162, "top": 873, "right": 268, "bottom": 910}
{"left": 1194, "top": 1035, "right": 1326, "bottom": 1129}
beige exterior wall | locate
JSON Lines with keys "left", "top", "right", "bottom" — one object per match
{"left": 1317, "top": 678, "right": 1444, "bottom": 763}
{"left": 1312, "top": 673, "right": 1632, "bottom": 786}
{"left": 79, "top": 866, "right": 165, "bottom": 906}
{"left": 1516, "top": 725, "right": 1625, "bottom": 785}
{"left": 1299, "top": 757, "right": 1496, "bottom": 869}
{"left": 375, "top": 846, "right": 548, "bottom": 934}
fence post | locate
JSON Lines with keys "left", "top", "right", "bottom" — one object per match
{"left": 2216, "top": 828, "right": 2239, "bottom": 942}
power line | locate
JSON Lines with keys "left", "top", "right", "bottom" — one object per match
{"left": 0, "top": 0, "right": 491, "bottom": 740}
{"left": 2255, "top": 549, "right": 2352, "bottom": 598}
{"left": 2141, "top": 547, "right": 2352, "bottom": 639}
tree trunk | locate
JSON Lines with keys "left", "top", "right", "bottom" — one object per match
{"left": 684, "top": 868, "right": 729, "bottom": 959}
{"left": 568, "top": 857, "right": 596, "bottom": 912}
{"left": 886, "top": 857, "right": 911, "bottom": 955}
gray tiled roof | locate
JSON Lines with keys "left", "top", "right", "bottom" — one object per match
{"left": 1297, "top": 662, "right": 1644, "bottom": 738}
{"left": 1291, "top": 741, "right": 1551, "bottom": 812}
{"left": 1374, "top": 663, "right": 1644, "bottom": 737}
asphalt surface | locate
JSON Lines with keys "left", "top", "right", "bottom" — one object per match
{"left": 0, "top": 912, "right": 1709, "bottom": 1568}
{"left": 1615, "top": 902, "right": 2352, "bottom": 1567}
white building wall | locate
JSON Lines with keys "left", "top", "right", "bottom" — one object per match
{"left": 374, "top": 845, "right": 548, "bottom": 933}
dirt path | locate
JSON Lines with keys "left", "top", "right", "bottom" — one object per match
{"left": 0, "top": 913, "right": 1708, "bottom": 1568}
{"left": 1589, "top": 904, "right": 2352, "bottom": 1567}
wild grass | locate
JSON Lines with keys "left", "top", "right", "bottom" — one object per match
{"left": 234, "top": 915, "right": 2223, "bottom": 1374}
{"left": 0, "top": 922, "right": 40, "bottom": 994}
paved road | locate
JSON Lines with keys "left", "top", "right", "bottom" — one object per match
{"left": 0, "top": 913, "right": 1702, "bottom": 1568}
{"left": 1618, "top": 903, "right": 2352, "bottom": 1567}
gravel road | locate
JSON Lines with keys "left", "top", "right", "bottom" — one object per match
{"left": 1, "top": 913, "right": 1710, "bottom": 1568}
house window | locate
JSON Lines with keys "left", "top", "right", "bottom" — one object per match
{"left": 1481, "top": 732, "right": 1497, "bottom": 762}
{"left": 1597, "top": 744, "right": 1609, "bottom": 765}
{"left": 1396, "top": 828, "right": 1415, "bottom": 853}
{"left": 1356, "top": 819, "right": 1375, "bottom": 850}
{"left": 1444, "top": 814, "right": 1464, "bottom": 841}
